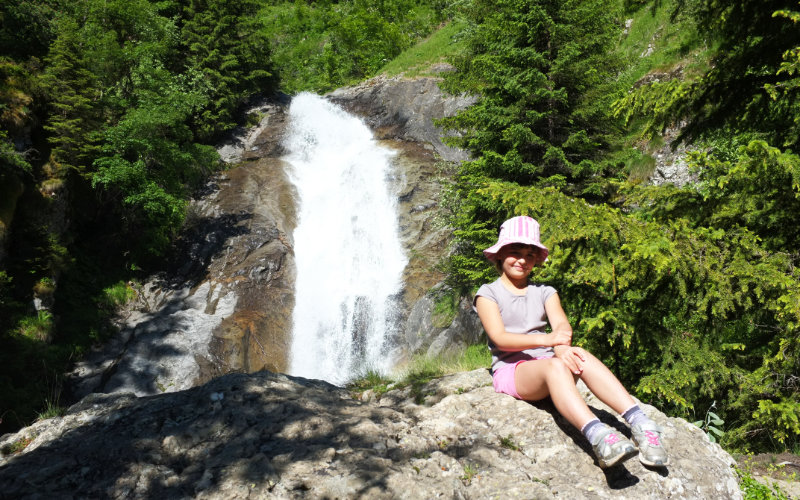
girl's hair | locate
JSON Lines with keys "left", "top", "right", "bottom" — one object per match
{"left": 493, "top": 244, "right": 546, "bottom": 273}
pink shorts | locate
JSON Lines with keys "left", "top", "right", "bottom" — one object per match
{"left": 492, "top": 355, "right": 555, "bottom": 399}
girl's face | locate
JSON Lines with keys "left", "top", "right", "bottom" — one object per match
{"left": 498, "top": 244, "right": 543, "bottom": 281}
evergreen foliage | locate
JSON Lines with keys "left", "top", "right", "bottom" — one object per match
{"left": 41, "top": 18, "right": 102, "bottom": 175}
{"left": 441, "top": 0, "right": 800, "bottom": 452}
{"left": 180, "top": 0, "right": 275, "bottom": 141}
{"left": 618, "top": 0, "right": 800, "bottom": 147}
{"left": 461, "top": 179, "right": 799, "bottom": 451}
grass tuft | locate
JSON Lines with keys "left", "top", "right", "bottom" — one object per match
{"left": 347, "top": 343, "right": 491, "bottom": 403}
{"left": 16, "top": 311, "right": 54, "bottom": 342}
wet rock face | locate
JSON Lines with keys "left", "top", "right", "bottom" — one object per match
{"left": 1, "top": 370, "right": 741, "bottom": 499}
{"left": 198, "top": 155, "right": 297, "bottom": 379}
{"left": 67, "top": 105, "right": 297, "bottom": 399}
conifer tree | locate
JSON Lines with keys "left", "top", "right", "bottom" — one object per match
{"left": 180, "top": 0, "right": 275, "bottom": 141}
{"left": 626, "top": 0, "right": 800, "bottom": 148}
{"left": 439, "top": 0, "right": 623, "bottom": 291}
{"left": 441, "top": 0, "right": 622, "bottom": 199}
{"left": 41, "top": 19, "right": 101, "bottom": 175}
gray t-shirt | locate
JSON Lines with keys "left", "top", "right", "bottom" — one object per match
{"left": 474, "top": 279, "right": 557, "bottom": 372}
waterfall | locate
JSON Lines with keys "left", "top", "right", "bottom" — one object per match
{"left": 285, "top": 93, "right": 407, "bottom": 385}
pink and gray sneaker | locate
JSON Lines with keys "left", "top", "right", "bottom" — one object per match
{"left": 591, "top": 424, "right": 638, "bottom": 468}
{"left": 631, "top": 421, "right": 669, "bottom": 467}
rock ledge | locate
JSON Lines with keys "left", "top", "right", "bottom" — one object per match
{"left": 1, "top": 369, "right": 740, "bottom": 499}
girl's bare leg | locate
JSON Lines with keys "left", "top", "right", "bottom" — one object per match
{"left": 576, "top": 351, "right": 637, "bottom": 415}
{"left": 514, "top": 358, "right": 596, "bottom": 429}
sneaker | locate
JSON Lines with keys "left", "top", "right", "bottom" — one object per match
{"left": 631, "top": 421, "right": 669, "bottom": 467}
{"left": 591, "top": 424, "right": 638, "bottom": 468}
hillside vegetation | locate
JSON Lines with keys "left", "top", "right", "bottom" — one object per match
{"left": 1, "top": 0, "right": 798, "bottom": 456}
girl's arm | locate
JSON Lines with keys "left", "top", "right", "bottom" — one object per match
{"left": 475, "top": 296, "right": 571, "bottom": 351}
{"left": 545, "top": 293, "right": 588, "bottom": 374}
{"left": 544, "top": 293, "right": 572, "bottom": 340}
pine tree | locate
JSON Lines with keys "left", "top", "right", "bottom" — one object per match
{"left": 180, "top": 0, "right": 275, "bottom": 141}
{"left": 41, "top": 19, "right": 101, "bottom": 175}
{"left": 441, "top": 0, "right": 622, "bottom": 198}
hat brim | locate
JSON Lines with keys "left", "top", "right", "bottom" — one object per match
{"left": 483, "top": 238, "right": 549, "bottom": 260}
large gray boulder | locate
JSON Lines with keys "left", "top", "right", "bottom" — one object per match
{"left": 327, "top": 73, "right": 475, "bottom": 163}
{"left": 1, "top": 370, "right": 740, "bottom": 499}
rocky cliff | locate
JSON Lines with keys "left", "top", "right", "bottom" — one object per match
{"left": 0, "top": 369, "right": 740, "bottom": 499}
{"left": 67, "top": 101, "right": 297, "bottom": 399}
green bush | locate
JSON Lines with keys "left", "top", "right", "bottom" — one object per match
{"left": 99, "top": 281, "right": 137, "bottom": 310}
{"left": 16, "top": 311, "right": 54, "bottom": 342}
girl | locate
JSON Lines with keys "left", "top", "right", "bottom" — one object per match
{"left": 474, "top": 216, "right": 668, "bottom": 468}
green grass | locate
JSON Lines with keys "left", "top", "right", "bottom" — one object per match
{"left": 401, "top": 343, "right": 491, "bottom": 377}
{"left": 16, "top": 311, "right": 54, "bottom": 342}
{"left": 99, "top": 281, "right": 137, "bottom": 310}
{"left": 347, "top": 370, "right": 394, "bottom": 398}
{"left": 626, "top": 149, "right": 658, "bottom": 183}
{"left": 347, "top": 343, "right": 491, "bottom": 403}
{"left": 499, "top": 434, "right": 521, "bottom": 452}
{"left": 615, "top": 0, "right": 712, "bottom": 88}
{"left": 36, "top": 399, "right": 66, "bottom": 421}
{"left": 461, "top": 462, "right": 478, "bottom": 485}
{"left": 0, "top": 436, "right": 33, "bottom": 456}
{"left": 431, "top": 288, "right": 460, "bottom": 328}
{"left": 379, "top": 20, "right": 468, "bottom": 78}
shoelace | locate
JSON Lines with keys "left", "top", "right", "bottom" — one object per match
{"left": 644, "top": 430, "right": 661, "bottom": 446}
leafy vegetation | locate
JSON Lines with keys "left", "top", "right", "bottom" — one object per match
{"left": 737, "top": 463, "right": 791, "bottom": 500}
{"left": 693, "top": 403, "right": 725, "bottom": 443}
{"left": 260, "top": 0, "right": 448, "bottom": 93}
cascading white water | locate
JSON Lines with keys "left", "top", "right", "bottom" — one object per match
{"left": 285, "top": 93, "right": 407, "bottom": 385}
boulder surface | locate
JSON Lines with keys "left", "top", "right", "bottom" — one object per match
{"left": 0, "top": 369, "right": 740, "bottom": 499}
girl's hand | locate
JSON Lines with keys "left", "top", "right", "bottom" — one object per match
{"left": 548, "top": 330, "right": 572, "bottom": 346}
{"left": 554, "top": 345, "right": 587, "bottom": 374}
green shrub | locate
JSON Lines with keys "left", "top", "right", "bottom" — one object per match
{"left": 16, "top": 311, "right": 54, "bottom": 342}
{"left": 99, "top": 281, "right": 137, "bottom": 310}
{"left": 736, "top": 466, "right": 790, "bottom": 500}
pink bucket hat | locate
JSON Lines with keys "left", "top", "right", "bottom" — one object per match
{"left": 483, "top": 216, "right": 549, "bottom": 260}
